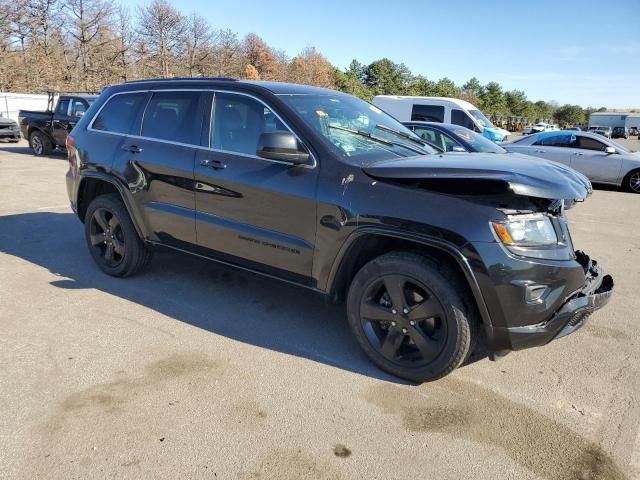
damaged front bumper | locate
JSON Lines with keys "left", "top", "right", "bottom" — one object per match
{"left": 506, "top": 252, "right": 614, "bottom": 350}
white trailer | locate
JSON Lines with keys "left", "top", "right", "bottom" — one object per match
{"left": 0, "top": 92, "right": 49, "bottom": 123}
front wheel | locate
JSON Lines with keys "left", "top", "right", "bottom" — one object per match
{"left": 84, "top": 193, "right": 152, "bottom": 277}
{"left": 346, "top": 251, "right": 476, "bottom": 382}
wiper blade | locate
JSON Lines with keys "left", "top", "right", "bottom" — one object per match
{"left": 374, "top": 124, "right": 425, "bottom": 146}
{"left": 328, "top": 124, "right": 426, "bottom": 155}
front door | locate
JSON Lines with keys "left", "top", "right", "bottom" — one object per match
{"left": 569, "top": 135, "right": 623, "bottom": 183}
{"left": 194, "top": 92, "right": 318, "bottom": 282}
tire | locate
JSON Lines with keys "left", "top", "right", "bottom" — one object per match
{"left": 346, "top": 251, "right": 477, "bottom": 382}
{"left": 84, "top": 193, "right": 153, "bottom": 277}
{"left": 29, "top": 131, "right": 52, "bottom": 156}
{"left": 623, "top": 169, "right": 640, "bottom": 194}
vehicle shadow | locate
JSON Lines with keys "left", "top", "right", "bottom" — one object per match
{"left": 1, "top": 212, "right": 493, "bottom": 383}
{"left": 0, "top": 141, "right": 65, "bottom": 159}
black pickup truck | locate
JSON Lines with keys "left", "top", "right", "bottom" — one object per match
{"left": 19, "top": 94, "right": 96, "bottom": 155}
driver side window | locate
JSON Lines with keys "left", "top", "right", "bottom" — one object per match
{"left": 576, "top": 136, "right": 606, "bottom": 151}
{"left": 212, "top": 93, "right": 287, "bottom": 156}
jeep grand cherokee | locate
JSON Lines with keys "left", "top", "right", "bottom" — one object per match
{"left": 65, "top": 78, "right": 613, "bottom": 382}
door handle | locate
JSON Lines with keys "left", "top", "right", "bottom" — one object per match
{"left": 122, "top": 145, "right": 143, "bottom": 154}
{"left": 573, "top": 152, "right": 584, "bottom": 156}
{"left": 535, "top": 149, "right": 546, "bottom": 153}
{"left": 200, "top": 159, "right": 227, "bottom": 169}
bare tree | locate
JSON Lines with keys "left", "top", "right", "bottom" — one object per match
{"left": 182, "top": 12, "right": 211, "bottom": 77}
{"left": 112, "top": 4, "right": 132, "bottom": 81}
{"left": 136, "top": 0, "right": 185, "bottom": 78}
{"left": 63, "top": 0, "right": 114, "bottom": 89}
{"left": 209, "top": 28, "right": 241, "bottom": 77}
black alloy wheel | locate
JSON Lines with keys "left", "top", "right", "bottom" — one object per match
{"left": 89, "top": 207, "right": 126, "bottom": 268}
{"left": 84, "top": 193, "right": 152, "bottom": 277}
{"left": 359, "top": 274, "right": 447, "bottom": 368}
{"left": 346, "top": 251, "right": 476, "bottom": 382}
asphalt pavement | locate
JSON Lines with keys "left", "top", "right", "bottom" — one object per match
{"left": 0, "top": 139, "right": 638, "bottom": 479}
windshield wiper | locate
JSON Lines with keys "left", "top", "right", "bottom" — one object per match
{"left": 328, "top": 124, "right": 426, "bottom": 155}
{"left": 374, "top": 124, "right": 425, "bottom": 147}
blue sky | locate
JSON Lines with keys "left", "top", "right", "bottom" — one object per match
{"left": 136, "top": 0, "right": 640, "bottom": 108}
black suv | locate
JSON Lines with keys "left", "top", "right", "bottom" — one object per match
{"left": 65, "top": 79, "right": 613, "bottom": 382}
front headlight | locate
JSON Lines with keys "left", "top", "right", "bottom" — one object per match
{"left": 491, "top": 213, "right": 558, "bottom": 247}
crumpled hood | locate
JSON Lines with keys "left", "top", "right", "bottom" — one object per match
{"left": 362, "top": 152, "right": 593, "bottom": 201}
{"left": 0, "top": 117, "right": 17, "bottom": 127}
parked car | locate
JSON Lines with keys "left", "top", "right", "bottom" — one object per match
{"left": 372, "top": 95, "right": 510, "bottom": 142}
{"left": 19, "top": 93, "right": 96, "bottom": 155}
{"left": 0, "top": 116, "right": 21, "bottom": 142}
{"left": 594, "top": 126, "right": 612, "bottom": 138}
{"left": 629, "top": 127, "right": 639, "bottom": 136}
{"left": 503, "top": 131, "right": 640, "bottom": 192}
{"left": 612, "top": 126, "right": 630, "bottom": 139}
{"left": 531, "top": 122, "right": 558, "bottom": 134}
{"left": 65, "top": 78, "right": 612, "bottom": 382}
{"left": 402, "top": 122, "right": 507, "bottom": 153}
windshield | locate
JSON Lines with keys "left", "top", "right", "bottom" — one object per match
{"left": 278, "top": 93, "right": 435, "bottom": 164}
{"left": 468, "top": 109, "right": 495, "bottom": 128}
{"left": 450, "top": 127, "right": 506, "bottom": 153}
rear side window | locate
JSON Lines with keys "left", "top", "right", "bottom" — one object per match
{"left": 451, "top": 109, "right": 476, "bottom": 130}
{"left": 411, "top": 104, "right": 444, "bottom": 122}
{"left": 141, "top": 91, "right": 202, "bottom": 145}
{"left": 92, "top": 93, "right": 147, "bottom": 134}
{"left": 56, "top": 99, "right": 70, "bottom": 115}
{"left": 534, "top": 134, "right": 572, "bottom": 147}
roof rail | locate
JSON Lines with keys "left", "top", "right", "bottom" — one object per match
{"left": 124, "top": 77, "right": 238, "bottom": 84}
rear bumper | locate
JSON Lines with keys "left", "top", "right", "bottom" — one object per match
{"left": 505, "top": 254, "right": 614, "bottom": 350}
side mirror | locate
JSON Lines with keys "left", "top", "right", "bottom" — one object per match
{"left": 604, "top": 146, "right": 616, "bottom": 155}
{"left": 451, "top": 145, "right": 467, "bottom": 153}
{"left": 74, "top": 111, "right": 85, "bottom": 118}
{"left": 256, "top": 131, "right": 310, "bottom": 165}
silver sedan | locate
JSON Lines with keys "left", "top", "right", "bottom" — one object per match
{"left": 503, "top": 131, "right": 640, "bottom": 193}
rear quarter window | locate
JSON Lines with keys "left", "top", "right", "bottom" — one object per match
{"left": 91, "top": 92, "right": 148, "bottom": 135}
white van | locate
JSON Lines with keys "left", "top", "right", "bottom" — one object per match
{"left": 372, "top": 95, "right": 510, "bottom": 142}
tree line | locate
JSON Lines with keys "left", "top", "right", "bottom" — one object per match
{"left": 0, "top": 0, "right": 605, "bottom": 124}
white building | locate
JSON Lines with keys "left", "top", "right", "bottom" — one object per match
{"left": 588, "top": 112, "right": 639, "bottom": 129}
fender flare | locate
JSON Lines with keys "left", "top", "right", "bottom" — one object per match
{"left": 78, "top": 171, "right": 149, "bottom": 240}
{"left": 326, "top": 226, "right": 493, "bottom": 328}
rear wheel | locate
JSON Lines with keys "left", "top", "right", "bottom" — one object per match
{"left": 84, "top": 193, "right": 152, "bottom": 277}
{"left": 346, "top": 251, "right": 476, "bottom": 382}
{"left": 29, "top": 131, "right": 52, "bottom": 156}
{"left": 624, "top": 170, "right": 640, "bottom": 194}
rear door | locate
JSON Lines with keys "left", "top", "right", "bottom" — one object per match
{"left": 528, "top": 133, "right": 574, "bottom": 166}
{"left": 52, "top": 98, "right": 71, "bottom": 146}
{"left": 569, "top": 135, "right": 622, "bottom": 183}
{"left": 194, "top": 91, "right": 318, "bottom": 282}
{"left": 112, "top": 90, "right": 206, "bottom": 246}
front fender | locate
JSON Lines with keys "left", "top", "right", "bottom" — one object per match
{"left": 326, "top": 226, "right": 493, "bottom": 328}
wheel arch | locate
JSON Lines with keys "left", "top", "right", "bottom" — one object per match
{"left": 327, "top": 228, "right": 493, "bottom": 328}
{"left": 622, "top": 167, "right": 640, "bottom": 192}
{"left": 77, "top": 173, "right": 148, "bottom": 239}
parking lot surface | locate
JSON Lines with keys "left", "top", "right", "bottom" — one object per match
{"left": 0, "top": 139, "right": 639, "bottom": 479}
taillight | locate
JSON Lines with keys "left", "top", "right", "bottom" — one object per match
{"left": 66, "top": 134, "right": 76, "bottom": 169}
